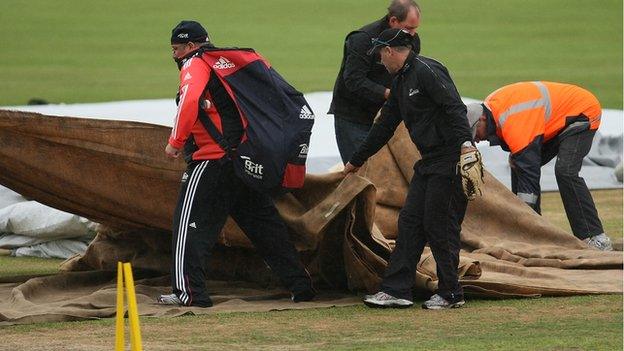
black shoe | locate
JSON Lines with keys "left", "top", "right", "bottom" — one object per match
{"left": 158, "top": 293, "right": 213, "bottom": 307}
{"left": 191, "top": 300, "right": 213, "bottom": 308}
{"left": 292, "top": 288, "right": 316, "bottom": 303}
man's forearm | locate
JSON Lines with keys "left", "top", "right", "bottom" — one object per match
{"left": 343, "top": 73, "right": 388, "bottom": 104}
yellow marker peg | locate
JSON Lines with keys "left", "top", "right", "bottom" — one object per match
{"left": 115, "top": 262, "right": 125, "bottom": 351}
{"left": 123, "top": 262, "right": 143, "bottom": 351}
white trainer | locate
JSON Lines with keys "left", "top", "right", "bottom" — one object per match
{"left": 363, "top": 291, "right": 413, "bottom": 308}
{"left": 157, "top": 293, "right": 183, "bottom": 305}
{"left": 584, "top": 233, "right": 613, "bottom": 251}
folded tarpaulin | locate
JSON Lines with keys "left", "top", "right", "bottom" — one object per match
{"left": 0, "top": 110, "right": 621, "bottom": 325}
{"left": 0, "top": 200, "right": 95, "bottom": 241}
{"left": 10, "top": 239, "right": 89, "bottom": 259}
{"left": 0, "top": 183, "right": 95, "bottom": 259}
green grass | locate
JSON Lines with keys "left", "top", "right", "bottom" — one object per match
{"left": 0, "top": 0, "right": 621, "bottom": 107}
{"left": 542, "top": 189, "right": 623, "bottom": 241}
{"left": 2, "top": 295, "right": 621, "bottom": 350}
{"left": 0, "top": 255, "right": 63, "bottom": 278}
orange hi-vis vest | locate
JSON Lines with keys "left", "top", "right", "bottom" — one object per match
{"left": 484, "top": 81, "right": 601, "bottom": 154}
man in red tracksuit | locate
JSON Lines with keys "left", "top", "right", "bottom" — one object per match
{"left": 157, "top": 20, "right": 315, "bottom": 307}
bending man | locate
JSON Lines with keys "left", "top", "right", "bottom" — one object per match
{"left": 466, "top": 81, "right": 612, "bottom": 251}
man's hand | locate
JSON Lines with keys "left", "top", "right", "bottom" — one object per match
{"left": 165, "top": 144, "right": 181, "bottom": 158}
{"left": 461, "top": 145, "right": 476, "bottom": 154}
{"left": 458, "top": 148, "right": 484, "bottom": 200}
{"left": 384, "top": 89, "right": 391, "bottom": 99}
{"left": 343, "top": 162, "right": 360, "bottom": 175}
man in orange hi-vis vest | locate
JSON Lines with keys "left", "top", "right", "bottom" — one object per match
{"left": 465, "top": 81, "right": 612, "bottom": 251}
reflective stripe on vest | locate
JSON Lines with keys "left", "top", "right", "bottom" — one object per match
{"left": 498, "top": 81, "right": 552, "bottom": 128}
{"left": 517, "top": 192, "right": 539, "bottom": 205}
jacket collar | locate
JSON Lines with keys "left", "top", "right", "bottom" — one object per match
{"left": 176, "top": 43, "right": 216, "bottom": 70}
{"left": 398, "top": 51, "right": 417, "bottom": 75}
{"left": 380, "top": 16, "right": 391, "bottom": 30}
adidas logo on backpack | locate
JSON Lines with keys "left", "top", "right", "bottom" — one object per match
{"left": 299, "top": 105, "right": 314, "bottom": 120}
{"left": 213, "top": 57, "right": 236, "bottom": 69}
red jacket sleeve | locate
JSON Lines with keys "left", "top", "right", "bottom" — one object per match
{"left": 168, "top": 57, "right": 211, "bottom": 149}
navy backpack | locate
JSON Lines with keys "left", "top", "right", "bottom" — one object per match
{"left": 196, "top": 48, "right": 314, "bottom": 195}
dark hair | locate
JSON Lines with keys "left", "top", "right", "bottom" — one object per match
{"left": 392, "top": 45, "right": 412, "bottom": 53}
{"left": 387, "top": 0, "right": 420, "bottom": 22}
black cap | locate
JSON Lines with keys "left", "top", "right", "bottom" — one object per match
{"left": 171, "top": 20, "right": 209, "bottom": 44}
{"left": 367, "top": 28, "right": 413, "bottom": 55}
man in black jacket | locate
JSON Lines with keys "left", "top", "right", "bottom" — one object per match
{"left": 344, "top": 28, "right": 477, "bottom": 310}
{"left": 329, "top": 0, "right": 421, "bottom": 164}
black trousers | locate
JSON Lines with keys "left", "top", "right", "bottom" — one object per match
{"left": 539, "top": 129, "right": 603, "bottom": 239}
{"left": 334, "top": 117, "right": 371, "bottom": 164}
{"left": 381, "top": 167, "right": 468, "bottom": 302}
{"left": 171, "top": 159, "right": 312, "bottom": 307}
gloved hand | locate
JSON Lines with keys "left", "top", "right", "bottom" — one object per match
{"left": 458, "top": 149, "right": 485, "bottom": 200}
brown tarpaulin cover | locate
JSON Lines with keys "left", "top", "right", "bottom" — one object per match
{"left": 0, "top": 110, "right": 621, "bottom": 325}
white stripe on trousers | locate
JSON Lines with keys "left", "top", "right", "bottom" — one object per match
{"left": 175, "top": 160, "right": 209, "bottom": 304}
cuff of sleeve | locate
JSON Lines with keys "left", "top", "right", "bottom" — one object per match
{"left": 461, "top": 141, "right": 474, "bottom": 147}
{"left": 373, "top": 85, "right": 387, "bottom": 100}
{"left": 168, "top": 137, "right": 185, "bottom": 149}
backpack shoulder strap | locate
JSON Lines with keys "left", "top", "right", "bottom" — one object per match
{"left": 194, "top": 50, "right": 247, "bottom": 158}
{"left": 196, "top": 106, "right": 235, "bottom": 157}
